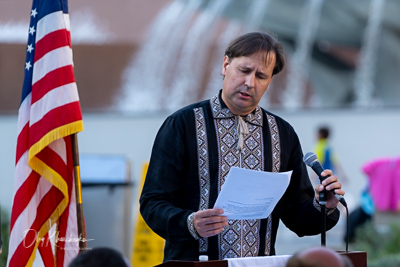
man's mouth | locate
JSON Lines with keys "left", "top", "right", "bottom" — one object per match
{"left": 239, "top": 92, "right": 250, "bottom": 97}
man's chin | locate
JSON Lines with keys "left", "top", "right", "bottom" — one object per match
{"left": 232, "top": 104, "right": 255, "bottom": 116}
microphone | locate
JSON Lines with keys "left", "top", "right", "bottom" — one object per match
{"left": 303, "top": 152, "right": 347, "bottom": 207}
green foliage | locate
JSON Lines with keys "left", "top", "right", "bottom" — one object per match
{"left": 350, "top": 220, "right": 400, "bottom": 267}
{"left": 1, "top": 207, "right": 10, "bottom": 266}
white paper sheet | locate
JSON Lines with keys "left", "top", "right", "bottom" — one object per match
{"left": 227, "top": 255, "right": 291, "bottom": 267}
{"left": 213, "top": 167, "right": 292, "bottom": 220}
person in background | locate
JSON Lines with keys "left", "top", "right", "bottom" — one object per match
{"left": 344, "top": 185, "right": 374, "bottom": 243}
{"left": 285, "top": 246, "right": 354, "bottom": 267}
{"left": 313, "top": 126, "right": 348, "bottom": 183}
{"left": 140, "top": 31, "right": 345, "bottom": 262}
{"left": 68, "top": 247, "right": 130, "bottom": 267}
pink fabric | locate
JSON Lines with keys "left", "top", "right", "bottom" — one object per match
{"left": 362, "top": 157, "right": 400, "bottom": 211}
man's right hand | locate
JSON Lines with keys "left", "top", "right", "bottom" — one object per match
{"left": 193, "top": 209, "right": 228, "bottom": 238}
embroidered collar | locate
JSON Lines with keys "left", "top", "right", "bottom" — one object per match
{"left": 210, "top": 90, "right": 263, "bottom": 127}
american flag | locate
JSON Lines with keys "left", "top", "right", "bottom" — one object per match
{"left": 7, "top": 0, "right": 84, "bottom": 266}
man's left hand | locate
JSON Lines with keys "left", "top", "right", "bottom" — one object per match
{"left": 314, "top": 170, "right": 345, "bottom": 209}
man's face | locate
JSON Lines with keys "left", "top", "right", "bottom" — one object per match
{"left": 221, "top": 51, "right": 276, "bottom": 116}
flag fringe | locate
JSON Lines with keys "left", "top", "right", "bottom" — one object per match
{"left": 24, "top": 121, "right": 82, "bottom": 267}
{"left": 29, "top": 156, "right": 70, "bottom": 206}
{"left": 25, "top": 195, "right": 69, "bottom": 267}
{"left": 28, "top": 121, "right": 83, "bottom": 163}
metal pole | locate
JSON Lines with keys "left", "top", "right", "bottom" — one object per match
{"left": 71, "top": 133, "right": 87, "bottom": 252}
{"left": 319, "top": 190, "right": 327, "bottom": 246}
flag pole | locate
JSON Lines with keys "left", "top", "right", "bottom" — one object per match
{"left": 71, "top": 133, "right": 87, "bottom": 252}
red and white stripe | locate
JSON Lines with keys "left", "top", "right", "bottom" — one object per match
{"left": 8, "top": 9, "right": 82, "bottom": 267}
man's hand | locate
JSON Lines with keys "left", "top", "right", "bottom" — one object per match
{"left": 314, "top": 170, "right": 345, "bottom": 209}
{"left": 193, "top": 209, "right": 228, "bottom": 238}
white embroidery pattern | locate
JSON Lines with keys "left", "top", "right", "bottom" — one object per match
{"left": 194, "top": 107, "right": 209, "bottom": 252}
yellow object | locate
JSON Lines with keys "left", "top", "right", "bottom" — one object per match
{"left": 131, "top": 163, "right": 165, "bottom": 266}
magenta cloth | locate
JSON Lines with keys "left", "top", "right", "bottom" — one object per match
{"left": 362, "top": 157, "right": 400, "bottom": 211}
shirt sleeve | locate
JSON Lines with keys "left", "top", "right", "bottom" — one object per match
{"left": 139, "top": 114, "right": 198, "bottom": 243}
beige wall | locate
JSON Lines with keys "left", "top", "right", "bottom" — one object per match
{"left": 0, "top": 0, "right": 173, "bottom": 44}
{"left": 1, "top": 108, "right": 400, "bottom": 255}
{"left": 0, "top": 0, "right": 172, "bottom": 113}
{"left": 0, "top": 43, "right": 137, "bottom": 113}
{"left": 2, "top": 108, "right": 400, "bottom": 214}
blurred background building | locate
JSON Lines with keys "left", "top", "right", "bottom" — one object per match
{"left": 2, "top": 0, "right": 400, "bottom": 113}
{"left": 1, "top": 0, "right": 400, "bottom": 263}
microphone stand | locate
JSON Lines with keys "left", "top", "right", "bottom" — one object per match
{"left": 319, "top": 186, "right": 327, "bottom": 247}
{"left": 303, "top": 152, "right": 349, "bottom": 249}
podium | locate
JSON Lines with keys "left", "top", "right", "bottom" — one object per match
{"left": 156, "top": 251, "right": 367, "bottom": 267}
{"left": 156, "top": 260, "right": 227, "bottom": 267}
{"left": 338, "top": 251, "right": 367, "bottom": 267}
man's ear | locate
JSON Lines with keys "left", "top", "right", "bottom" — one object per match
{"left": 222, "top": 55, "right": 230, "bottom": 76}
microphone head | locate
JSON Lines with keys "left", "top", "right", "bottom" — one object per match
{"left": 303, "top": 152, "right": 318, "bottom": 167}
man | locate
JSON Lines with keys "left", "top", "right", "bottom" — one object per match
{"left": 285, "top": 246, "right": 354, "bottom": 267}
{"left": 139, "top": 31, "right": 345, "bottom": 261}
{"left": 68, "top": 247, "right": 130, "bottom": 267}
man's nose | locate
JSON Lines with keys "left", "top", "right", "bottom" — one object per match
{"left": 244, "top": 73, "right": 256, "bottom": 88}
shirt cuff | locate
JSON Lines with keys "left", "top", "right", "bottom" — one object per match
{"left": 187, "top": 212, "right": 201, "bottom": 240}
{"left": 313, "top": 198, "right": 336, "bottom": 216}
